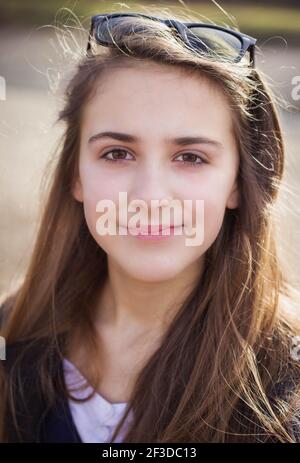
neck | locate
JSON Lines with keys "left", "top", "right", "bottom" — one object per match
{"left": 94, "top": 256, "right": 204, "bottom": 334}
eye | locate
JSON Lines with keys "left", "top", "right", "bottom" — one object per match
{"left": 99, "top": 149, "right": 206, "bottom": 166}
{"left": 100, "top": 148, "right": 134, "bottom": 163}
{"left": 174, "top": 152, "right": 206, "bottom": 167}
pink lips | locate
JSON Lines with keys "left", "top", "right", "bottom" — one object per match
{"left": 128, "top": 224, "right": 182, "bottom": 240}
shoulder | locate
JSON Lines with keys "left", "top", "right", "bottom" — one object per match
{"left": 0, "top": 293, "right": 26, "bottom": 374}
{"left": 3, "top": 338, "right": 44, "bottom": 375}
{"left": 0, "top": 291, "right": 65, "bottom": 378}
{"left": 1, "top": 336, "right": 65, "bottom": 442}
{"left": 269, "top": 358, "right": 300, "bottom": 442}
{"left": 0, "top": 293, "right": 51, "bottom": 373}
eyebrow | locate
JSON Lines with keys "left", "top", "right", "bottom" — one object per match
{"left": 88, "top": 131, "right": 223, "bottom": 148}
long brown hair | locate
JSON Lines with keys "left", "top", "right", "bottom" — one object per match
{"left": 1, "top": 7, "right": 300, "bottom": 443}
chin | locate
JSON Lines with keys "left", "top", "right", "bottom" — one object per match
{"left": 115, "top": 258, "right": 185, "bottom": 283}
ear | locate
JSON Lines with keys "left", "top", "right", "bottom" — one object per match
{"left": 226, "top": 180, "right": 240, "bottom": 209}
{"left": 72, "top": 177, "right": 83, "bottom": 203}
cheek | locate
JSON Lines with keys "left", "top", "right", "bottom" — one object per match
{"left": 79, "top": 163, "right": 130, "bottom": 236}
{"left": 80, "top": 164, "right": 125, "bottom": 203}
{"left": 182, "top": 172, "right": 232, "bottom": 249}
{"left": 202, "top": 198, "right": 226, "bottom": 247}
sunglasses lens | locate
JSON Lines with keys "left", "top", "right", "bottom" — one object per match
{"left": 95, "top": 15, "right": 148, "bottom": 45}
{"left": 185, "top": 26, "right": 243, "bottom": 61}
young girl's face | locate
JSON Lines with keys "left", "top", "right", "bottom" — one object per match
{"left": 74, "top": 62, "right": 240, "bottom": 282}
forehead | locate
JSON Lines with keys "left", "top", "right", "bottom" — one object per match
{"left": 80, "top": 62, "right": 234, "bottom": 143}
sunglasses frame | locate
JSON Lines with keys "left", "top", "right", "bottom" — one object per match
{"left": 86, "top": 12, "right": 257, "bottom": 67}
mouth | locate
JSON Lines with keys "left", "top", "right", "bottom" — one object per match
{"left": 127, "top": 224, "right": 183, "bottom": 239}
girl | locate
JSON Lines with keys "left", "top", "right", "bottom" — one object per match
{"left": 1, "top": 9, "right": 300, "bottom": 443}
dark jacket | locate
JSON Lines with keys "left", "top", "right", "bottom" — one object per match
{"left": 2, "top": 338, "right": 83, "bottom": 443}
{"left": 0, "top": 297, "right": 82, "bottom": 442}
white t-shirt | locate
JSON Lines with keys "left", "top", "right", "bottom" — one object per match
{"left": 63, "top": 357, "right": 134, "bottom": 443}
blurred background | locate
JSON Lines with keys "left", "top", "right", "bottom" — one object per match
{"left": 0, "top": 0, "right": 299, "bottom": 298}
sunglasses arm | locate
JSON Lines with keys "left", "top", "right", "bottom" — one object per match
{"left": 86, "top": 21, "right": 95, "bottom": 55}
{"left": 249, "top": 44, "right": 256, "bottom": 67}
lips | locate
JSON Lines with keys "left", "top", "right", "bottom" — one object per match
{"left": 128, "top": 224, "right": 177, "bottom": 235}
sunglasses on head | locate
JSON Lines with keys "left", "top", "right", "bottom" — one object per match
{"left": 86, "top": 12, "right": 257, "bottom": 67}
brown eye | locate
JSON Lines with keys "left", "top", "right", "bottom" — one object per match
{"left": 174, "top": 152, "right": 206, "bottom": 167}
{"left": 100, "top": 149, "right": 134, "bottom": 163}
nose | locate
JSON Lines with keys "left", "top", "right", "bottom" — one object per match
{"left": 128, "top": 161, "right": 174, "bottom": 223}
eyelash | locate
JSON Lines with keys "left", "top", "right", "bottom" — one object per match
{"left": 100, "top": 148, "right": 206, "bottom": 167}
